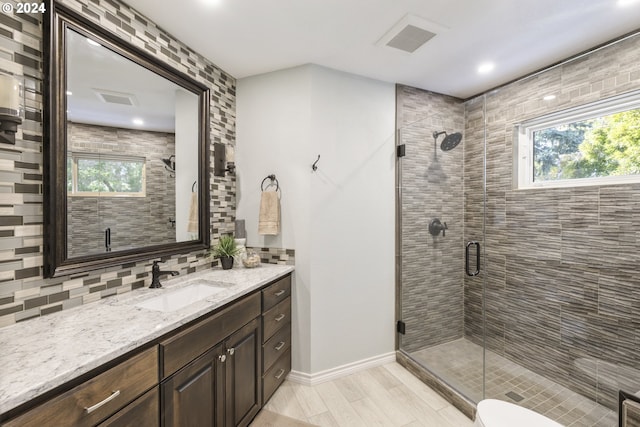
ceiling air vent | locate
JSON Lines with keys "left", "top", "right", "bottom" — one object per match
{"left": 94, "top": 89, "right": 137, "bottom": 106}
{"left": 386, "top": 25, "right": 436, "bottom": 53}
{"left": 377, "top": 14, "right": 448, "bottom": 54}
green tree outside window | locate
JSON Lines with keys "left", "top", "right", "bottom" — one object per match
{"left": 68, "top": 153, "right": 145, "bottom": 196}
{"left": 533, "top": 109, "right": 640, "bottom": 182}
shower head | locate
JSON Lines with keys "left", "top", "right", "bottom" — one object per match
{"left": 440, "top": 132, "right": 462, "bottom": 151}
{"left": 161, "top": 155, "right": 175, "bottom": 173}
{"left": 432, "top": 131, "right": 462, "bottom": 151}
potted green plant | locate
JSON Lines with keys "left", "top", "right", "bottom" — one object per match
{"left": 210, "top": 234, "right": 239, "bottom": 270}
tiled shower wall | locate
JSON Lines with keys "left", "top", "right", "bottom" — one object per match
{"left": 400, "top": 32, "right": 640, "bottom": 411}
{"left": 397, "top": 85, "right": 465, "bottom": 353}
{"left": 464, "top": 32, "right": 640, "bottom": 410}
{"left": 0, "top": 0, "right": 237, "bottom": 327}
{"left": 67, "top": 123, "right": 176, "bottom": 256}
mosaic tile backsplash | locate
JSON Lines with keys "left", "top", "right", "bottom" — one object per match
{"left": 0, "top": 0, "right": 240, "bottom": 327}
{"left": 247, "top": 247, "right": 295, "bottom": 266}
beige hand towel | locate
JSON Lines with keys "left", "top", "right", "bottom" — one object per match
{"left": 187, "top": 192, "right": 198, "bottom": 233}
{"left": 258, "top": 191, "right": 280, "bottom": 235}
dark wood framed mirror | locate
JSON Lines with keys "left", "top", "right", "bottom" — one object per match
{"left": 44, "top": 1, "right": 210, "bottom": 277}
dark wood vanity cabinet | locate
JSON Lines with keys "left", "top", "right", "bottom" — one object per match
{"left": 160, "top": 291, "right": 263, "bottom": 427}
{"left": 162, "top": 343, "right": 225, "bottom": 427}
{"left": 161, "top": 318, "right": 262, "bottom": 427}
{"left": 159, "top": 274, "right": 293, "bottom": 425}
{"left": 98, "top": 387, "right": 159, "bottom": 427}
{"left": 224, "top": 319, "right": 262, "bottom": 427}
{"left": 261, "top": 275, "right": 292, "bottom": 404}
{"left": 1, "top": 273, "right": 292, "bottom": 427}
{"left": 2, "top": 347, "right": 159, "bottom": 427}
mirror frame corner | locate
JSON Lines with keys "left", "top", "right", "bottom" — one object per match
{"left": 43, "top": 0, "right": 211, "bottom": 278}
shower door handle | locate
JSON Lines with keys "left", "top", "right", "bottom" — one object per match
{"left": 465, "top": 241, "right": 480, "bottom": 276}
{"left": 105, "top": 228, "right": 111, "bottom": 252}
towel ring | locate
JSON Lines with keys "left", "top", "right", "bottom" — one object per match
{"left": 261, "top": 174, "right": 280, "bottom": 192}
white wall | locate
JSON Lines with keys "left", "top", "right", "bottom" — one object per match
{"left": 236, "top": 64, "right": 395, "bottom": 375}
{"left": 175, "top": 89, "right": 199, "bottom": 241}
{"left": 236, "top": 66, "right": 314, "bottom": 373}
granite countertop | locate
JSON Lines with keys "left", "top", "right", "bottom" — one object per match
{"left": 0, "top": 264, "right": 294, "bottom": 415}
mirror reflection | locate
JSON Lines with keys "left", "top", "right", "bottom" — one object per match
{"left": 65, "top": 28, "right": 200, "bottom": 258}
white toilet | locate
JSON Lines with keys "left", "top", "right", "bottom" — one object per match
{"left": 474, "top": 399, "right": 564, "bottom": 427}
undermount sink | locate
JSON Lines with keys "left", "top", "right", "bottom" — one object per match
{"left": 135, "top": 280, "right": 230, "bottom": 312}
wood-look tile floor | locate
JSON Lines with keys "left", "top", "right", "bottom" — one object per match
{"left": 250, "top": 362, "right": 474, "bottom": 427}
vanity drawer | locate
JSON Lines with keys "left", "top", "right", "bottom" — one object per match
{"left": 97, "top": 386, "right": 158, "bottom": 427}
{"left": 4, "top": 346, "right": 158, "bottom": 427}
{"left": 262, "top": 351, "right": 291, "bottom": 405}
{"left": 161, "top": 292, "right": 260, "bottom": 378}
{"left": 262, "top": 275, "right": 291, "bottom": 312}
{"left": 262, "top": 296, "right": 291, "bottom": 342}
{"left": 263, "top": 323, "right": 291, "bottom": 372}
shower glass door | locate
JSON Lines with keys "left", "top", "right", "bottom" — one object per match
{"left": 398, "top": 76, "right": 630, "bottom": 426}
{"left": 396, "top": 86, "right": 486, "bottom": 404}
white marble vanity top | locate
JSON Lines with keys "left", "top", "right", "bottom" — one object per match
{"left": 0, "top": 264, "right": 294, "bottom": 415}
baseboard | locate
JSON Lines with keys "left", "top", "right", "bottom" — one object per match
{"left": 287, "top": 352, "right": 396, "bottom": 386}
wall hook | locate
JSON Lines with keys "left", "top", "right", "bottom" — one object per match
{"left": 312, "top": 155, "right": 320, "bottom": 172}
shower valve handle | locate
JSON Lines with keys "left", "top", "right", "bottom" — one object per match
{"left": 429, "top": 218, "right": 448, "bottom": 237}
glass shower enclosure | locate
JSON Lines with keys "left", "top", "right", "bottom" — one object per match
{"left": 396, "top": 89, "right": 485, "bottom": 408}
{"left": 397, "top": 68, "right": 640, "bottom": 426}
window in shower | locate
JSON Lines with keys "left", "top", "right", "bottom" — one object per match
{"left": 67, "top": 152, "right": 146, "bottom": 197}
{"left": 516, "top": 90, "right": 640, "bottom": 189}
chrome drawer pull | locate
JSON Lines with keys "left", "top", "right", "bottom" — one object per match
{"left": 275, "top": 314, "right": 286, "bottom": 322}
{"left": 274, "top": 369, "right": 285, "bottom": 380}
{"left": 227, "top": 348, "right": 235, "bottom": 356}
{"left": 219, "top": 354, "right": 227, "bottom": 363}
{"left": 274, "top": 290, "right": 286, "bottom": 297}
{"left": 274, "top": 341, "right": 286, "bottom": 351}
{"left": 84, "top": 390, "right": 120, "bottom": 414}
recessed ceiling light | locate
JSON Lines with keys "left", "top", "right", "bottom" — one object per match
{"left": 202, "top": 0, "right": 222, "bottom": 6}
{"left": 617, "top": 0, "right": 638, "bottom": 6}
{"left": 86, "top": 38, "right": 100, "bottom": 47}
{"left": 543, "top": 95, "right": 556, "bottom": 101}
{"left": 477, "top": 62, "right": 495, "bottom": 74}
{"left": 66, "top": 91, "right": 72, "bottom": 96}
{"left": 132, "top": 118, "right": 144, "bottom": 126}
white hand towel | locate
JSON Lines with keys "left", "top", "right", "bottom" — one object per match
{"left": 258, "top": 191, "right": 280, "bottom": 235}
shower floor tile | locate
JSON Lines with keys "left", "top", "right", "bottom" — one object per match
{"left": 410, "top": 339, "right": 616, "bottom": 427}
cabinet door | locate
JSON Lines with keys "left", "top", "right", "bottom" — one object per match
{"left": 162, "top": 344, "right": 225, "bottom": 427}
{"left": 224, "top": 318, "right": 261, "bottom": 427}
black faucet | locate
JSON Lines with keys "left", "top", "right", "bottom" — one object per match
{"left": 150, "top": 260, "right": 179, "bottom": 288}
